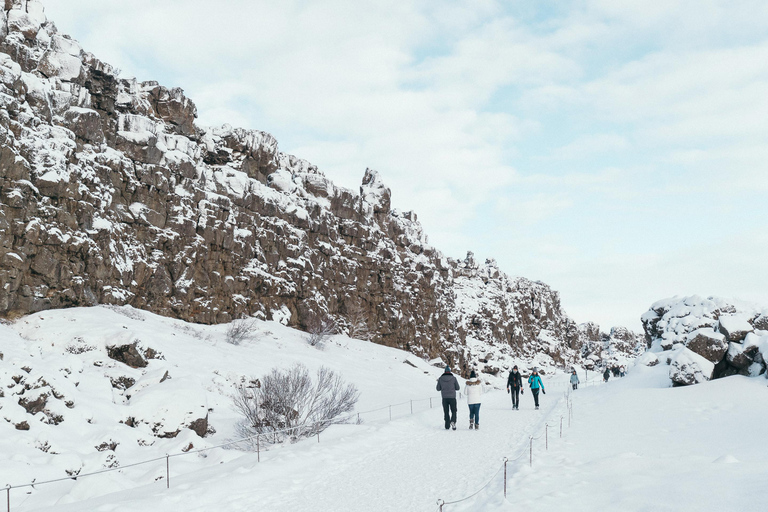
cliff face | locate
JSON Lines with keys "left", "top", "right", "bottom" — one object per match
{"left": 0, "top": 1, "right": 638, "bottom": 373}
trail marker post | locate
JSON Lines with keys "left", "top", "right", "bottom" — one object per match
{"left": 529, "top": 436, "right": 533, "bottom": 466}
{"left": 503, "top": 457, "right": 508, "bottom": 498}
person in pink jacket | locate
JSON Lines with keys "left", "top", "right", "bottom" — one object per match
{"left": 465, "top": 370, "right": 484, "bottom": 429}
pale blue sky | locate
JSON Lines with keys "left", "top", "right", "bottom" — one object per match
{"left": 42, "top": 0, "right": 768, "bottom": 330}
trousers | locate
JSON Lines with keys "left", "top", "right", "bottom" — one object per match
{"left": 442, "top": 398, "right": 457, "bottom": 428}
{"left": 468, "top": 403, "right": 481, "bottom": 425}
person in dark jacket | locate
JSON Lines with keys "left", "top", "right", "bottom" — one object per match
{"left": 528, "top": 368, "right": 545, "bottom": 409}
{"left": 603, "top": 367, "right": 610, "bottom": 382}
{"left": 506, "top": 365, "right": 524, "bottom": 410}
{"left": 436, "top": 366, "right": 460, "bottom": 430}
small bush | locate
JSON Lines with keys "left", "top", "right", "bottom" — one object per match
{"left": 233, "top": 363, "right": 359, "bottom": 445}
{"left": 225, "top": 318, "right": 258, "bottom": 346}
{"left": 306, "top": 314, "right": 337, "bottom": 347}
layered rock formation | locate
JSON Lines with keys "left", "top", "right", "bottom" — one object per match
{"left": 0, "top": 1, "right": 639, "bottom": 373}
{"left": 640, "top": 296, "right": 768, "bottom": 385}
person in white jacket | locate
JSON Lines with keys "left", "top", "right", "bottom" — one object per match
{"left": 465, "top": 370, "right": 484, "bottom": 430}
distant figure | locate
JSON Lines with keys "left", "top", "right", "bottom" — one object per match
{"left": 620, "top": 366, "right": 626, "bottom": 377}
{"left": 465, "top": 370, "right": 484, "bottom": 430}
{"left": 612, "top": 366, "right": 620, "bottom": 378}
{"left": 570, "top": 369, "right": 579, "bottom": 390}
{"left": 506, "top": 365, "right": 524, "bottom": 410}
{"left": 528, "top": 368, "right": 545, "bottom": 409}
{"left": 436, "top": 366, "right": 460, "bottom": 430}
{"left": 603, "top": 368, "right": 610, "bottom": 382}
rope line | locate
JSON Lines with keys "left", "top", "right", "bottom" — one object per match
{"left": 3, "top": 392, "right": 458, "bottom": 491}
{"left": 441, "top": 463, "right": 504, "bottom": 505}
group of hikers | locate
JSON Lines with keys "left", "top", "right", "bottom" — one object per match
{"left": 435, "top": 365, "right": 546, "bottom": 430}
{"left": 603, "top": 365, "right": 626, "bottom": 382}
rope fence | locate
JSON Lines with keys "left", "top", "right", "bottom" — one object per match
{"left": 436, "top": 389, "right": 576, "bottom": 510}
{"left": 3, "top": 390, "right": 469, "bottom": 512}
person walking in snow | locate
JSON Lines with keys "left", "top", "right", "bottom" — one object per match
{"left": 528, "top": 368, "right": 545, "bottom": 409}
{"left": 603, "top": 367, "right": 610, "bottom": 383}
{"left": 570, "top": 369, "right": 579, "bottom": 390}
{"left": 506, "top": 365, "right": 523, "bottom": 410}
{"left": 465, "top": 370, "right": 483, "bottom": 430}
{"left": 436, "top": 366, "right": 460, "bottom": 430}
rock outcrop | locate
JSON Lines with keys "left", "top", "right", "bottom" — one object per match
{"left": 0, "top": 2, "right": 638, "bottom": 373}
{"left": 639, "top": 296, "right": 768, "bottom": 384}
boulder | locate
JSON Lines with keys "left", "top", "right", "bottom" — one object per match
{"left": 753, "top": 314, "right": 768, "bottom": 332}
{"left": 107, "top": 343, "right": 148, "bottom": 368}
{"left": 669, "top": 347, "right": 714, "bottom": 386}
{"left": 635, "top": 351, "right": 659, "bottom": 367}
{"left": 718, "top": 314, "right": 754, "bottom": 342}
{"left": 685, "top": 328, "right": 728, "bottom": 363}
{"left": 188, "top": 414, "right": 209, "bottom": 437}
{"left": 726, "top": 342, "right": 753, "bottom": 370}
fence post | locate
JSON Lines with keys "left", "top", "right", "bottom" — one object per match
{"left": 317, "top": 432, "right": 320, "bottom": 443}
{"left": 389, "top": 405, "right": 392, "bottom": 421}
{"left": 546, "top": 424, "right": 548, "bottom": 450}
{"left": 410, "top": 400, "right": 413, "bottom": 414}
{"left": 437, "top": 499, "right": 444, "bottom": 511}
{"left": 166, "top": 454, "right": 170, "bottom": 489}
{"left": 257, "top": 435, "right": 260, "bottom": 463}
{"left": 529, "top": 436, "right": 533, "bottom": 466}
{"left": 560, "top": 416, "right": 563, "bottom": 438}
{"left": 6, "top": 485, "right": 10, "bottom": 512}
{"left": 430, "top": 397, "right": 432, "bottom": 408}
{"left": 503, "top": 458, "right": 508, "bottom": 498}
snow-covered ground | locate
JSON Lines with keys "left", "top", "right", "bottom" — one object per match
{"left": 2, "top": 307, "right": 766, "bottom": 511}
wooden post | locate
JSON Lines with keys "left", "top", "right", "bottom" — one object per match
{"left": 389, "top": 405, "right": 392, "bottom": 421}
{"left": 529, "top": 436, "right": 533, "bottom": 466}
{"left": 410, "top": 400, "right": 413, "bottom": 414}
{"left": 503, "top": 458, "right": 508, "bottom": 498}
{"left": 546, "top": 424, "right": 548, "bottom": 450}
{"left": 166, "top": 455, "right": 170, "bottom": 489}
{"left": 6, "top": 485, "right": 10, "bottom": 512}
{"left": 257, "top": 435, "right": 260, "bottom": 462}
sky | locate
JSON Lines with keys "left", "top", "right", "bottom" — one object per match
{"left": 41, "top": 0, "right": 768, "bottom": 331}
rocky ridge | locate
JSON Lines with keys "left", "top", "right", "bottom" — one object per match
{"left": 639, "top": 295, "right": 768, "bottom": 385}
{"left": 0, "top": 1, "right": 641, "bottom": 374}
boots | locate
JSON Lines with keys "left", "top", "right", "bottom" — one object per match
{"left": 469, "top": 420, "right": 475, "bottom": 430}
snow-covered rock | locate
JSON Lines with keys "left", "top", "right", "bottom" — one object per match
{"left": 641, "top": 296, "right": 768, "bottom": 384}
{"left": 669, "top": 347, "right": 715, "bottom": 386}
{"left": 717, "top": 314, "right": 754, "bottom": 342}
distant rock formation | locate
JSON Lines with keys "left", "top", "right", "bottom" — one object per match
{"left": 640, "top": 295, "right": 768, "bottom": 385}
{"left": 0, "top": 1, "right": 640, "bottom": 374}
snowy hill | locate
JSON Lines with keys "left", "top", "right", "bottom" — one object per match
{"left": 2, "top": 307, "right": 766, "bottom": 511}
{"left": 0, "top": 0, "right": 642, "bottom": 371}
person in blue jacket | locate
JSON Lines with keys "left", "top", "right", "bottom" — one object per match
{"left": 528, "top": 368, "right": 545, "bottom": 409}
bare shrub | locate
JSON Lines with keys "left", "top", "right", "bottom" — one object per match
{"left": 226, "top": 318, "right": 258, "bottom": 346}
{"left": 233, "top": 364, "right": 359, "bottom": 445}
{"left": 306, "top": 314, "right": 337, "bottom": 347}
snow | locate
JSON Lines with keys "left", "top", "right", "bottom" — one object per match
{"left": 1, "top": 308, "right": 767, "bottom": 511}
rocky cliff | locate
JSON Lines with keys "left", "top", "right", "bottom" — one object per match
{"left": 0, "top": 1, "right": 640, "bottom": 374}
